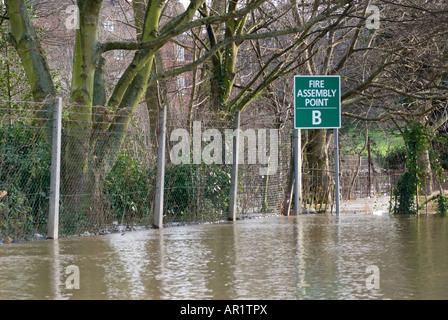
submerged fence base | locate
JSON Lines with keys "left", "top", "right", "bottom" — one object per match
{"left": 38, "top": 98, "right": 290, "bottom": 236}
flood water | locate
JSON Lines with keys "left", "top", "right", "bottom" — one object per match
{"left": 1, "top": 214, "right": 448, "bottom": 300}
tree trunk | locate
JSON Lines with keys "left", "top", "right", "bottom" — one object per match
{"left": 282, "top": 147, "right": 295, "bottom": 215}
{"left": 205, "top": 0, "right": 247, "bottom": 112}
{"left": 61, "top": 0, "right": 104, "bottom": 219}
{"left": 5, "top": 0, "right": 56, "bottom": 140}
{"left": 305, "top": 129, "right": 332, "bottom": 211}
{"left": 417, "top": 143, "right": 433, "bottom": 196}
{"left": 60, "top": 0, "right": 204, "bottom": 221}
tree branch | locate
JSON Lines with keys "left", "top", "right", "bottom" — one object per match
{"left": 99, "top": 0, "right": 268, "bottom": 53}
{"left": 147, "top": 0, "right": 354, "bottom": 85}
{"left": 342, "top": 103, "right": 438, "bottom": 122}
{"left": 99, "top": 0, "right": 353, "bottom": 54}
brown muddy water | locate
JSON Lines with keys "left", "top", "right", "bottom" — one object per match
{"left": 1, "top": 213, "right": 448, "bottom": 300}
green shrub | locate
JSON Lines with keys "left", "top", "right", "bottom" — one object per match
{"left": 104, "top": 152, "right": 231, "bottom": 224}
{"left": 436, "top": 194, "right": 448, "bottom": 215}
{"left": 393, "top": 171, "right": 419, "bottom": 214}
{"left": 164, "top": 163, "right": 231, "bottom": 220}
{"left": 392, "top": 123, "right": 425, "bottom": 214}
{"left": 103, "top": 150, "right": 154, "bottom": 224}
{"left": 382, "top": 146, "right": 407, "bottom": 170}
{"left": 0, "top": 123, "right": 51, "bottom": 238}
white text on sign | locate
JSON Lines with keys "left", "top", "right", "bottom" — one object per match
{"left": 296, "top": 80, "right": 337, "bottom": 107}
{"left": 312, "top": 110, "right": 322, "bottom": 125}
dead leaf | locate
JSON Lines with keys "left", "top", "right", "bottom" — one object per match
{"left": 0, "top": 190, "right": 7, "bottom": 199}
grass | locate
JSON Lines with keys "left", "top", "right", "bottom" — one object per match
{"left": 341, "top": 125, "right": 403, "bottom": 156}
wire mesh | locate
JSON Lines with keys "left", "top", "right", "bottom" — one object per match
{"left": 339, "top": 155, "right": 397, "bottom": 200}
{"left": 4, "top": 99, "right": 435, "bottom": 241}
{"left": 236, "top": 114, "right": 292, "bottom": 216}
{"left": 163, "top": 109, "right": 293, "bottom": 223}
{"left": 0, "top": 102, "right": 52, "bottom": 241}
{"left": 164, "top": 110, "right": 234, "bottom": 224}
{"left": 58, "top": 104, "right": 156, "bottom": 235}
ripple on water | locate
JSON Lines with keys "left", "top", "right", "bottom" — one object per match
{"left": 1, "top": 214, "right": 448, "bottom": 299}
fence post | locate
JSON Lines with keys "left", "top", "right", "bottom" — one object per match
{"left": 47, "top": 97, "right": 62, "bottom": 239}
{"left": 228, "top": 110, "right": 240, "bottom": 221}
{"left": 153, "top": 105, "right": 167, "bottom": 229}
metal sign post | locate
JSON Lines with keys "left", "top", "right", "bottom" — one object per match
{"left": 294, "top": 75, "right": 341, "bottom": 214}
{"left": 334, "top": 128, "right": 340, "bottom": 215}
{"left": 294, "top": 128, "right": 302, "bottom": 215}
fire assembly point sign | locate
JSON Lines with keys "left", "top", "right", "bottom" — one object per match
{"left": 294, "top": 75, "right": 341, "bottom": 129}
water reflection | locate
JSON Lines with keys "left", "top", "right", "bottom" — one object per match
{"left": 1, "top": 214, "right": 448, "bottom": 299}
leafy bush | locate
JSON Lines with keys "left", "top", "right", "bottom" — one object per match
{"left": 103, "top": 150, "right": 154, "bottom": 224}
{"left": 104, "top": 150, "right": 231, "bottom": 224}
{"left": 0, "top": 123, "right": 51, "bottom": 238}
{"left": 436, "top": 194, "right": 448, "bottom": 215}
{"left": 392, "top": 171, "right": 419, "bottom": 214}
{"left": 382, "top": 146, "right": 407, "bottom": 170}
{"left": 163, "top": 163, "right": 231, "bottom": 220}
{"left": 391, "top": 124, "right": 425, "bottom": 214}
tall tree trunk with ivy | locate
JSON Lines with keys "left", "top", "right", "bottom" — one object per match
{"left": 417, "top": 143, "right": 433, "bottom": 196}
{"left": 392, "top": 123, "right": 430, "bottom": 214}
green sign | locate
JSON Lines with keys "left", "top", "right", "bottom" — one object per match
{"left": 294, "top": 75, "right": 341, "bottom": 129}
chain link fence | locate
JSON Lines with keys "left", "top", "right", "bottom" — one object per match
{"left": 339, "top": 155, "right": 401, "bottom": 200}
{"left": 0, "top": 102, "right": 52, "bottom": 241}
{"left": 163, "top": 110, "right": 232, "bottom": 224}
{"left": 236, "top": 112, "right": 292, "bottom": 216}
{"left": 5, "top": 98, "right": 438, "bottom": 242}
{"left": 58, "top": 104, "right": 156, "bottom": 235}
{"left": 162, "top": 109, "right": 292, "bottom": 224}
{"left": 56, "top": 103, "right": 293, "bottom": 236}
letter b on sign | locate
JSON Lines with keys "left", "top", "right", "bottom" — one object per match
{"left": 312, "top": 110, "right": 322, "bottom": 125}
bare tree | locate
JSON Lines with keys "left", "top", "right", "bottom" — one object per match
{"left": 3, "top": 0, "right": 355, "bottom": 215}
